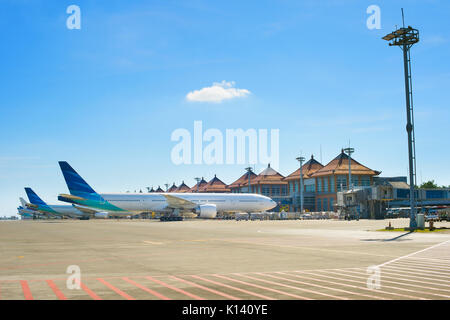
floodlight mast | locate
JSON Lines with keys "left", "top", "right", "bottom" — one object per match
{"left": 296, "top": 156, "right": 305, "bottom": 213}
{"left": 343, "top": 147, "right": 355, "bottom": 190}
{"left": 195, "top": 177, "right": 201, "bottom": 193}
{"left": 382, "top": 18, "right": 419, "bottom": 230}
{"left": 245, "top": 167, "right": 253, "bottom": 193}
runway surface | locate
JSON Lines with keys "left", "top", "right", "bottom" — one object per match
{"left": 1, "top": 218, "right": 449, "bottom": 300}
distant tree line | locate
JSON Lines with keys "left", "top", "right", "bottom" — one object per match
{"left": 419, "top": 180, "right": 450, "bottom": 189}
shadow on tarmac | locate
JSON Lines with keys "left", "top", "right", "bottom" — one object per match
{"left": 361, "top": 231, "right": 414, "bottom": 242}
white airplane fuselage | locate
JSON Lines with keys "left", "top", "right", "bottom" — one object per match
{"left": 100, "top": 192, "right": 276, "bottom": 215}
{"left": 46, "top": 205, "right": 86, "bottom": 218}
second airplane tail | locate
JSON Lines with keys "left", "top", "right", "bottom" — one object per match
{"left": 19, "top": 197, "right": 28, "bottom": 207}
{"left": 24, "top": 187, "right": 48, "bottom": 206}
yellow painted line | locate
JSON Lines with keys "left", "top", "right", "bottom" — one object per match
{"left": 179, "top": 239, "right": 218, "bottom": 242}
{"left": 142, "top": 241, "right": 164, "bottom": 245}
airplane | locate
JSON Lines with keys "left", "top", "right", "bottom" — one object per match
{"left": 57, "top": 161, "right": 277, "bottom": 221}
{"left": 18, "top": 199, "right": 38, "bottom": 219}
{"left": 17, "top": 207, "right": 34, "bottom": 219}
{"left": 24, "top": 187, "right": 107, "bottom": 219}
{"left": 17, "top": 198, "right": 46, "bottom": 219}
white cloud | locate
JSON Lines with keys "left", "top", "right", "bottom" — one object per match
{"left": 186, "top": 81, "right": 251, "bottom": 103}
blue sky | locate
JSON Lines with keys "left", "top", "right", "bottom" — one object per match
{"left": 0, "top": 0, "right": 449, "bottom": 216}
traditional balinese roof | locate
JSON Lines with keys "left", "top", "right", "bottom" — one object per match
{"left": 198, "top": 175, "right": 230, "bottom": 193}
{"left": 253, "top": 164, "right": 287, "bottom": 185}
{"left": 228, "top": 170, "right": 258, "bottom": 189}
{"left": 167, "top": 183, "right": 178, "bottom": 193}
{"left": 176, "top": 181, "right": 191, "bottom": 193}
{"left": 147, "top": 187, "right": 155, "bottom": 193}
{"left": 311, "top": 149, "right": 381, "bottom": 178}
{"left": 189, "top": 177, "right": 208, "bottom": 192}
{"left": 155, "top": 186, "right": 164, "bottom": 192}
{"left": 284, "top": 155, "right": 324, "bottom": 181}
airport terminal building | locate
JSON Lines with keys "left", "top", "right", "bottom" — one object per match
{"left": 229, "top": 164, "right": 289, "bottom": 211}
{"left": 308, "top": 150, "right": 380, "bottom": 212}
{"left": 160, "top": 150, "right": 382, "bottom": 212}
{"left": 153, "top": 149, "right": 449, "bottom": 216}
{"left": 283, "top": 155, "right": 323, "bottom": 212}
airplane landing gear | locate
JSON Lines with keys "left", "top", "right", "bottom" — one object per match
{"left": 160, "top": 216, "right": 183, "bottom": 221}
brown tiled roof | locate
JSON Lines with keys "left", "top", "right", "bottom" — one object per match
{"left": 253, "top": 164, "right": 287, "bottom": 185}
{"left": 284, "top": 155, "right": 324, "bottom": 181}
{"left": 228, "top": 170, "right": 258, "bottom": 189}
{"left": 311, "top": 150, "right": 381, "bottom": 177}
{"left": 176, "top": 181, "right": 191, "bottom": 193}
{"left": 155, "top": 186, "right": 164, "bottom": 192}
{"left": 188, "top": 177, "right": 208, "bottom": 192}
{"left": 198, "top": 175, "right": 230, "bottom": 193}
{"left": 167, "top": 183, "right": 178, "bottom": 193}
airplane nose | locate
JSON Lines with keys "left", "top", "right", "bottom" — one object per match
{"left": 267, "top": 198, "right": 276, "bottom": 210}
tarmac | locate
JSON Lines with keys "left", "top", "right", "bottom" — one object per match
{"left": 0, "top": 218, "right": 449, "bottom": 300}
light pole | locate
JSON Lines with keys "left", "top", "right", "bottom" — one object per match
{"left": 245, "top": 167, "right": 253, "bottom": 193}
{"left": 195, "top": 177, "right": 201, "bottom": 193}
{"left": 296, "top": 156, "right": 305, "bottom": 213}
{"left": 343, "top": 147, "right": 354, "bottom": 190}
{"left": 382, "top": 14, "right": 419, "bottom": 230}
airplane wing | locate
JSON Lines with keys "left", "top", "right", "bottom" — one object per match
{"left": 25, "top": 203, "right": 38, "bottom": 210}
{"left": 58, "top": 193, "right": 86, "bottom": 203}
{"left": 72, "top": 204, "right": 98, "bottom": 215}
{"left": 162, "top": 194, "right": 197, "bottom": 209}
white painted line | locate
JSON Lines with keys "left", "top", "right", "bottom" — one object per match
{"left": 302, "top": 271, "right": 427, "bottom": 300}
{"left": 170, "top": 276, "right": 240, "bottom": 300}
{"left": 270, "top": 272, "right": 375, "bottom": 299}
{"left": 380, "top": 265, "right": 450, "bottom": 282}
{"left": 415, "top": 251, "right": 450, "bottom": 258}
{"left": 285, "top": 272, "right": 388, "bottom": 300}
{"left": 385, "top": 263, "right": 450, "bottom": 277}
{"left": 402, "top": 256, "right": 450, "bottom": 264}
{"left": 189, "top": 275, "right": 275, "bottom": 300}
{"left": 212, "top": 274, "right": 311, "bottom": 300}
{"left": 391, "top": 260, "right": 450, "bottom": 271}
{"left": 414, "top": 255, "right": 450, "bottom": 261}
{"left": 374, "top": 269, "right": 450, "bottom": 287}
{"left": 239, "top": 273, "right": 346, "bottom": 300}
{"left": 378, "top": 240, "right": 450, "bottom": 267}
{"left": 324, "top": 266, "right": 450, "bottom": 286}
{"left": 326, "top": 269, "right": 450, "bottom": 299}
{"left": 400, "top": 258, "right": 450, "bottom": 268}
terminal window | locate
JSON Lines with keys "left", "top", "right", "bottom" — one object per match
{"left": 337, "top": 175, "right": 347, "bottom": 191}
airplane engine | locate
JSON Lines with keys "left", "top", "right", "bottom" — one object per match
{"left": 94, "top": 212, "right": 108, "bottom": 219}
{"left": 196, "top": 204, "right": 217, "bottom": 219}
